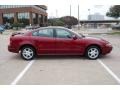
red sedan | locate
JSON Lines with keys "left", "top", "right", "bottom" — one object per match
{"left": 8, "top": 27, "right": 112, "bottom": 60}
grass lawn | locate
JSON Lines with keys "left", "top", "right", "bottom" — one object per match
{"left": 109, "top": 31, "right": 120, "bottom": 35}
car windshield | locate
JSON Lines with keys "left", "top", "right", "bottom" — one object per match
{"left": 69, "top": 29, "right": 85, "bottom": 37}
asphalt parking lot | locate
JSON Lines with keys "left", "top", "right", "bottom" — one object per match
{"left": 0, "top": 29, "right": 120, "bottom": 85}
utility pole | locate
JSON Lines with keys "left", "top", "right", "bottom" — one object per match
{"left": 70, "top": 5, "right": 71, "bottom": 16}
{"left": 88, "top": 9, "right": 90, "bottom": 16}
{"left": 78, "top": 5, "right": 80, "bottom": 30}
{"left": 56, "top": 9, "right": 58, "bottom": 18}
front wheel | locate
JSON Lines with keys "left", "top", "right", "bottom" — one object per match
{"left": 21, "top": 46, "right": 35, "bottom": 60}
{"left": 86, "top": 46, "right": 100, "bottom": 60}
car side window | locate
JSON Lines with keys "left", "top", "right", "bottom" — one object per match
{"left": 32, "top": 31, "right": 38, "bottom": 36}
{"left": 33, "top": 29, "right": 53, "bottom": 37}
{"left": 56, "top": 29, "right": 72, "bottom": 38}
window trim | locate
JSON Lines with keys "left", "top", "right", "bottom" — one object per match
{"left": 32, "top": 28, "right": 54, "bottom": 38}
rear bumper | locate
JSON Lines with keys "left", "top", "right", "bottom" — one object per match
{"left": 102, "top": 44, "right": 113, "bottom": 55}
{"left": 8, "top": 45, "right": 19, "bottom": 53}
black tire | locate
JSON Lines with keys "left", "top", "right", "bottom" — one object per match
{"left": 20, "top": 46, "right": 36, "bottom": 60}
{"left": 85, "top": 46, "right": 100, "bottom": 60}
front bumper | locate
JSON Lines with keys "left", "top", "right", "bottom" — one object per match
{"left": 102, "top": 43, "right": 113, "bottom": 55}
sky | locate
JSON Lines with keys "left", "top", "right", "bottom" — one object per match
{"left": 1, "top": 0, "right": 120, "bottom": 20}
{"left": 46, "top": 0, "right": 113, "bottom": 20}
{"left": 47, "top": 2, "right": 111, "bottom": 20}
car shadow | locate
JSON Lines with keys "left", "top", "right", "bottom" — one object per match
{"left": 100, "top": 55, "right": 114, "bottom": 60}
{"left": 35, "top": 55, "right": 113, "bottom": 61}
{"left": 9, "top": 54, "right": 22, "bottom": 60}
{"left": 10, "top": 54, "right": 112, "bottom": 61}
{"left": 35, "top": 55, "right": 87, "bottom": 61}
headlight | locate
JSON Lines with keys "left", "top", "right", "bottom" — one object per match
{"left": 106, "top": 43, "right": 112, "bottom": 47}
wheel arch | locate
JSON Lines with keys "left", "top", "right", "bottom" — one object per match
{"left": 85, "top": 44, "right": 102, "bottom": 55}
{"left": 19, "top": 44, "right": 36, "bottom": 53}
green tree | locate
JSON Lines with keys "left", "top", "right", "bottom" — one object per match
{"left": 106, "top": 5, "right": 120, "bottom": 19}
{"left": 60, "top": 16, "right": 78, "bottom": 26}
{"left": 48, "top": 16, "right": 78, "bottom": 29}
{"left": 48, "top": 18, "right": 64, "bottom": 26}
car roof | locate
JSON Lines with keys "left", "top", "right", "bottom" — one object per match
{"left": 36, "top": 26, "right": 71, "bottom": 31}
{"left": 28, "top": 26, "right": 82, "bottom": 37}
{"left": 29, "top": 26, "right": 72, "bottom": 33}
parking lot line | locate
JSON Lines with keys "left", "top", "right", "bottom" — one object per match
{"left": 11, "top": 60, "right": 35, "bottom": 85}
{"left": 97, "top": 59, "right": 120, "bottom": 84}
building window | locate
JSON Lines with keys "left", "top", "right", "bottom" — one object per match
{"left": 18, "top": 12, "right": 29, "bottom": 25}
{"left": 3, "top": 13, "right": 14, "bottom": 24}
{"left": 18, "top": 12, "right": 29, "bottom": 19}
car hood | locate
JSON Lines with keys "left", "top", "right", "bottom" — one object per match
{"left": 85, "top": 36, "right": 102, "bottom": 40}
{"left": 83, "top": 36, "right": 109, "bottom": 44}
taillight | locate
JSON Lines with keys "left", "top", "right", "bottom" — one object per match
{"left": 12, "top": 32, "right": 24, "bottom": 36}
{"left": 10, "top": 36, "right": 12, "bottom": 45}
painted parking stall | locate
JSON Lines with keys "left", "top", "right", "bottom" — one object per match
{"left": 0, "top": 30, "right": 120, "bottom": 85}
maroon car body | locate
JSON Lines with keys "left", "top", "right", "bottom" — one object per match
{"left": 8, "top": 27, "right": 112, "bottom": 60}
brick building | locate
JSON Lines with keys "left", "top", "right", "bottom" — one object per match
{"left": 0, "top": 5, "right": 47, "bottom": 26}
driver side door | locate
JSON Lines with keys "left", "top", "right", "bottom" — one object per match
{"left": 55, "top": 28, "right": 74, "bottom": 54}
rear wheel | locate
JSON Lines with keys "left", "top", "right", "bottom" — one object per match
{"left": 86, "top": 46, "right": 100, "bottom": 60}
{"left": 21, "top": 46, "right": 36, "bottom": 60}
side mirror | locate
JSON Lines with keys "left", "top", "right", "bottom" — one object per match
{"left": 72, "top": 35, "right": 77, "bottom": 40}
